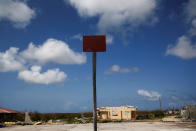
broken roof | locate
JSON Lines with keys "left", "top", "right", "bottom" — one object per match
{"left": 0, "top": 107, "right": 19, "bottom": 113}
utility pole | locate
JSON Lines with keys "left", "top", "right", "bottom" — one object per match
{"left": 159, "top": 96, "right": 162, "bottom": 110}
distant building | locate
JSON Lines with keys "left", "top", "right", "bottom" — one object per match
{"left": 181, "top": 105, "right": 196, "bottom": 121}
{"left": 97, "top": 106, "right": 137, "bottom": 120}
{"left": 0, "top": 107, "right": 19, "bottom": 122}
{"left": 164, "top": 109, "right": 180, "bottom": 115}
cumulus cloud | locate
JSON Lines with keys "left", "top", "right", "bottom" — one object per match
{"left": 0, "top": 38, "right": 86, "bottom": 73}
{"left": 67, "top": 0, "right": 157, "bottom": 32}
{"left": 71, "top": 33, "right": 82, "bottom": 41}
{"left": 104, "top": 65, "right": 139, "bottom": 74}
{"left": 18, "top": 65, "right": 67, "bottom": 84}
{"left": 0, "top": 47, "right": 25, "bottom": 72}
{"left": 166, "top": 0, "right": 196, "bottom": 60}
{"left": 106, "top": 34, "right": 114, "bottom": 44}
{"left": 165, "top": 35, "right": 196, "bottom": 59}
{"left": 0, "top": 0, "right": 36, "bottom": 28}
{"left": 137, "top": 89, "right": 161, "bottom": 101}
{"left": 189, "top": 19, "right": 196, "bottom": 36}
{"left": 184, "top": 0, "right": 196, "bottom": 36}
{"left": 20, "top": 38, "right": 86, "bottom": 64}
{"left": 184, "top": 0, "right": 196, "bottom": 21}
{"left": 0, "top": 38, "right": 86, "bottom": 84}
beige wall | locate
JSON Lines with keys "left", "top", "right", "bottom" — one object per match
{"left": 97, "top": 106, "right": 136, "bottom": 120}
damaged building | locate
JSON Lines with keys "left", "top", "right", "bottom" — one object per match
{"left": 181, "top": 105, "right": 196, "bottom": 121}
{"left": 0, "top": 107, "right": 19, "bottom": 122}
{"left": 97, "top": 106, "right": 136, "bottom": 120}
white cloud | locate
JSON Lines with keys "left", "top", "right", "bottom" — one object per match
{"left": 0, "top": 47, "right": 25, "bottom": 72}
{"left": 184, "top": 0, "right": 196, "bottom": 21}
{"left": 18, "top": 65, "right": 67, "bottom": 84}
{"left": 0, "top": 38, "right": 86, "bottom": 72}
{"left": 111, "top": 65, "right": 120, "bottom": 72}
{"left": 137, "top": 89, "right": 161, "bottom": 101}
{"left": 166, "top": 0, "right": 196, "bottom": 60}
{"left": 21, "top": 38, "right": 86, "bottom": 64}
{"left": 0, "top": 0, "right": 36, "bottom": 28}
{"left": 0, "top": 38, "right": 86, "bottom": 84}
{"left": 189, "top": 19, "right": 196, "bottom": 36}
{"left": 71, "top": 33, "right": 82, "bottom": 40}
{"left": 104, "top": 65, "right": 139, "bottom": 74}
{"left": 105, "top": 65, "right": 129, "bottom": 74}
{"left": 67, "top": 0, "right": 157, "bottom": 32}
{"left": 184, "top": 0, "right": 196, "bottom": 36}
{"left": 106, "top": 34, "right": 113, "bottom": 44}
{"left": 166, "top": 35, "right": 196, "bottom": 59}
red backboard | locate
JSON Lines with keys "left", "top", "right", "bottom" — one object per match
{"left": 83, "top": 35, "right": 106, "bottom": 52}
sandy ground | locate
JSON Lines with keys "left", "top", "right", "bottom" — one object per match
{"left": 0, "top": 122, "right": 196, "bottom": 131}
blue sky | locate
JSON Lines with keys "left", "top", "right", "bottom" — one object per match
{"left": 0, "top": 0, "right": 196, "bottom": 113}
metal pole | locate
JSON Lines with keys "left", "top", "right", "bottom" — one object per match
{"left": 159, "top": 96, "right": 162, "bottom": 111}
{"left": 92, "top": 52, "right": 97, "bottom": 131}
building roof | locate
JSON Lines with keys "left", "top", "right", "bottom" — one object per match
{"left": 97, "top": 105, "right": 137, "bottom": 110}
{"left": 0, "top": 107, "right": 19, "bottom": 113}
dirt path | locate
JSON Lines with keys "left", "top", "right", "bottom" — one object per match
{"left": 0, "top": 122, "right": 195, "bottom": 131}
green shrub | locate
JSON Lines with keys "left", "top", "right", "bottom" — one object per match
{"left": 137, "top": 110, "right": 165, "bottom": 120}
{"left": 99, "top": 120, "right": 112, "bottom": 123}
{"left": 148, "top": 113, "right": 155, "bottom": 119}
